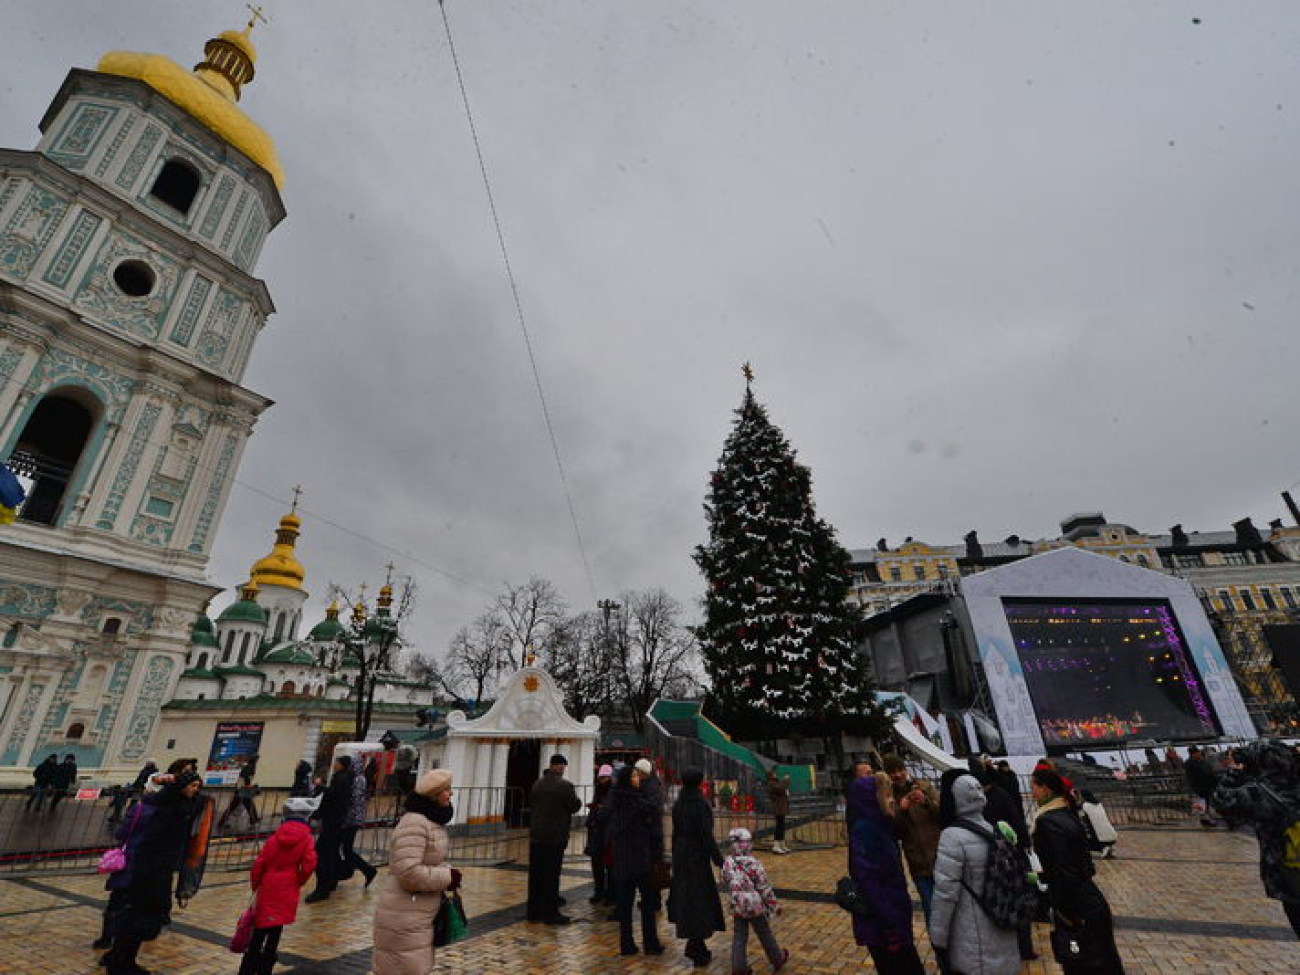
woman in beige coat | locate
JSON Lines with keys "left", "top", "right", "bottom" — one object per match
{"left": 372, "top": 769, "right": 461, "bottom": 975}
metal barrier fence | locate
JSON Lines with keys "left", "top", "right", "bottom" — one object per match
{"left": 0, "top": 771, "right": 1199, "bottom": 877}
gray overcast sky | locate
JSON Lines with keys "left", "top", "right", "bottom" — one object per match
{"left": 4, "top": 3, "right": 1299, "bottom": 661}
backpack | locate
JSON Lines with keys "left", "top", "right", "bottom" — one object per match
{"left": 953, "top": 819, "right": 1039, "bottom": 930}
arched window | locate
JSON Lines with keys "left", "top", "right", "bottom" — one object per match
{"left": 10, "top": 391, "right": 97, "bottom": 525}
{"left": 273, "top": 612, "right": 286, "bottom": 643}
{"left": 149, "top": 158, "right": 201, "bottom": 214}
{"left": 223, "top": 630, "right": 235, "bottom": 663}
{"left": 66, "top": 723, "right": 85, "bottom": 740}
{"left": 239, "top": 631, "right": 251, "bottom": 663}
{"left": 196, "top": 652, "right": 209, "bottom": 670}
{"left": 281, "top": 680, "right": 295, "bottom": 696}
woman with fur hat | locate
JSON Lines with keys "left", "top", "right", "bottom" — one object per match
{"left": 238, "top": 797, "right": 318, "bottom": 975}
{"left": 371, "top": 769, "right": 462, "bottom": 975}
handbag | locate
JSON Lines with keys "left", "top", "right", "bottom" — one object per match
{"left": 229, "top": 896, "right": 257, "bottom": 954}
{"left": 1049, "top": 913, "right": 1107, "bottom": 967}
{"left": 650, "top": 860, "right": 672, "bottom": 890}
{"left": 97, "top": 802, "right": 141, "bottom": 874}
{"left": 433, "top": 890, "right": 468, "bottom": 947}
{"left": 833, "top": 875, "right": 873, "bottom": 917}
{"left": 97, "top": 846, "right": 128, "bottom": 874}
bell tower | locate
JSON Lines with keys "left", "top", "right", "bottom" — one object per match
{"left": 0, "top": 16, "right": 286, "bottom": 778}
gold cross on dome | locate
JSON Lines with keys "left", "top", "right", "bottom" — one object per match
{"left": 246, "top": 3, "right": 268, "bottom": 30}
{"left": 290, "top": 484, "right": 303, "bottom": 511}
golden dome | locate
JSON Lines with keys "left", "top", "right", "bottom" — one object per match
{"left": 95, "top": 19, "right": 284, "bottom": 188}
{"left": 248, "top": 510, "right": 306, "bottom": 591}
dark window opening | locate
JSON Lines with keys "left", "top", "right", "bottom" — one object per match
{"left": 196, "top": 652, "right": 209, "bottom": 670}
{"left": 149, "top": 158, "right": 201, "bottom": 214}
{"left": 112, "top": 260, "right": 156, "bottom": 297}
{"left": 102, "top": 617, "right": 122, "bottom": 637}
{"left": 1241, "top": 591, "right": 1257, "bottom": 611}
{"left": 11, "top": 393, "right": 96, "bottom": 526}
{"left": 66, "top": 722, "right": 85, "bottom": 740}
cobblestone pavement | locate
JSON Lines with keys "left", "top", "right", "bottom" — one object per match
{"left": 2, "top": 821, "right": 1297, "bottom": 974}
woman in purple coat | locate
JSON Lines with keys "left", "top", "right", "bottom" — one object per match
{"left": 847, "top": 771, "right": 924, "bottom": 975}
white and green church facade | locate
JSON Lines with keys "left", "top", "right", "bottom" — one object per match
{"left": 0, "top": 23, "right": 285, "bottom": 783}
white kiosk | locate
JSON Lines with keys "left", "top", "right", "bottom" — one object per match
{"left": 438, "top": 665, "right": 601, "bottom": 826}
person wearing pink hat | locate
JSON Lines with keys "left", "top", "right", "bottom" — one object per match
{"left": 586, "top": 764, "right": 616, "bottom": 906}
{"left": 371, "top": 769, "right": 461, "bottom": 975}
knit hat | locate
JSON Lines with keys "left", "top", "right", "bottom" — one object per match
{"left": 634, "top": 758, "right": 654, "bottom": 775}
{"left": 597, "top": 764, "right": 614, "bottom": 778}
{"left": 284, "top": 796, "right": 320, "bottom": 817}
{"left": 549, "top": 754, "right": 568, "bottom": 767}
{"left": 728, "top": 827, "right": 753, "bottom": 855}
{"left": 416, "top": 768, "right": 453, "bottom": 797}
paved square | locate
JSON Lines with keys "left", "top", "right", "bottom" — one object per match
{"left": 1, "top": 819, "right": 1296, "bottom": 974}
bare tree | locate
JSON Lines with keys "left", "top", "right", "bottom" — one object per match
{"left": 442, "top": 612, "right": 514, "bottom": 707}
{"left": 326, "top": 576, "right": 417, "bottom": 739}
{"left": 612, "top": 588, "right": 700, "bottom": 733}
{"left": 405, "top": 653, "right": 462, "bottom": 702}
{"left": 495, "top": 576, "right": 568, "bottom": 667}
{"left": 548, "top": 611, "right": 617, "bottom": 720}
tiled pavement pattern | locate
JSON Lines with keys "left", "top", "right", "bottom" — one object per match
{"left": 2, "top": 821, "right": 1298, "bottom": 974}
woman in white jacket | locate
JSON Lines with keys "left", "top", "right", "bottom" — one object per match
{"left": 928, "top": 775, "right": 1020, "bottom": 975}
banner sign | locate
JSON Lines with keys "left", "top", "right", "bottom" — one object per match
{"left": 205, "top": 721, "right": 264, "bottom": 785}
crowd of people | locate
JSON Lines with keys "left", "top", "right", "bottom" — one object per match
{"left": 61, "top": 735, "right": 1300, "bottom": 975}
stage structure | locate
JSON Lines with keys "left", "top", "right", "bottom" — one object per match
{"left": 960, "top": 547, "right": 1254, "bottom": 755}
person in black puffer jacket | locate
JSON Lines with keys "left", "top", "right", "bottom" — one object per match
{"left": 608, "top": 764, "right": 664, "bottom": 956}
{"left": 1031, "top": 768, "right": 1125, "bottom": 974}
{"left": 305, "top": 757, "right": 354, "bottom": 902}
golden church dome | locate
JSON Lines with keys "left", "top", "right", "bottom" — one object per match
{"left": 249, "top": 509, "right": 306, "bottom": 591}
{"left": 95, "top": 17, "right": 284, "bottom": 188}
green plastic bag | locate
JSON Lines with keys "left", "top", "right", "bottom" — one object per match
{"left": 433, "top": 890, "right": 468, "bottom": 947}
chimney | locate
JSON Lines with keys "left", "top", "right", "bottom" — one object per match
{"left": 1170, "top": 524, "right": 1189, "bottom": 548}
{"left": 1284, "top": 491, "right": 1300, "bottom": 527}
{"left": 1233, "top": 517, "right": 1264, "bottom": 550}
{"left": 876, "top": 537, "right": 889, "bottom": 552}
{"left": 1005, "top": 534, "right": 1021, "bottom": 547}
{"left": 1270, "top": 519, "right": 1284, "bottom": 532}
{"left": 964, "top": 530, "right": 984, "bottom": 560}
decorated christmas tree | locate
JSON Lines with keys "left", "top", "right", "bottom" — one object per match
{"left": 694, "top": 366, "right": 887, "bottom": 742}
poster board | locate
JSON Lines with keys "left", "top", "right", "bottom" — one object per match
{"left": 204, "top": 721, "right": 265, "bottom": 785}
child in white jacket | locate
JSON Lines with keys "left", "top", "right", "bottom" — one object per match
{"left": 720, "top": 828, "right": 790, "bottom": 975}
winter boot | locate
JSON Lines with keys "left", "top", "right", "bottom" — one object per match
{"left": 619, "top": 922, "right": 639, "bottom": 956}
{"left": 641, "top": 905, "right": 664, "bottom": 955}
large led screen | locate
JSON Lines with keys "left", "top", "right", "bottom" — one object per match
{"left": 1003, "top": 599, "right": 1220, "bottom": 748}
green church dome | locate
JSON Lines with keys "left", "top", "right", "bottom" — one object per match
{"left": 190, "top": 613, "right": 219, "bottom": 648}
{"left": 217, "top": 582, "right": 268, "bottom": 625}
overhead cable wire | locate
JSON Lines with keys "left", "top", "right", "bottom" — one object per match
{"left": 437, "top": 0, "right": 598, "bottom": 603}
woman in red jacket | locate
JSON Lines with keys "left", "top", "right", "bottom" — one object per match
{"left": 239, "top": 797, "right": 318, "bottom": 975}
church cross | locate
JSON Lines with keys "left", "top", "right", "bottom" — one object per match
{"left": 290, "top": 484, "right": 303, "bottom": 512}
{"left": 246, "top": 4, "right": 269, "bottom": 30}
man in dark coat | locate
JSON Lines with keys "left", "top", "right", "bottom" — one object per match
{"left": 527, "top": 753, "right": 581, "bottom": 924}
{"left": 305, "top": 756, "right": 353, "bottom": 902}
{"left": 50, "top": 753, "right": 78, "bottom": 810}
{"left": 1186, "top": 746, "right": 1222, "bottom": 826}
{"left": 26, "top": 753, "right": 58, "bottom": 811}
{"left": 669, "top": 768, "right": 725, "bottom": 967}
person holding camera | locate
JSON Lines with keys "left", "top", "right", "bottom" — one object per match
{"left": 1212, "top": 739, "right": 1300, "bottom": 938}
{"left": 882, "top": 755, "right": 940, "bottom": 922}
